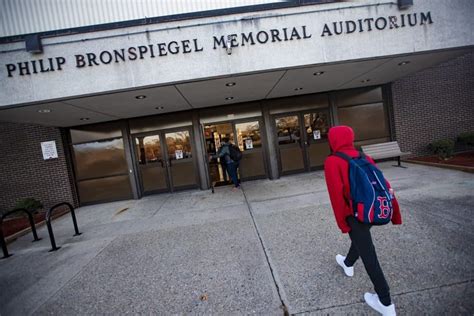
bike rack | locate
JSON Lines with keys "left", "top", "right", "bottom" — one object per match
{"left": 0, "top": 208, "right": 41, "bottom": 259}
{"left": 45, "top": 202, "right": 81, "bottom": 252}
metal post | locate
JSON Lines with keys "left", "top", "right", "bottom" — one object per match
{"left": 70, "top": 208, "right": 81, "bottom": 236}
{"left": 26, "top": 210, "right": 41, "bottom": 241}
{"left": 46, "top": 219, "right": 60, "bottom": 252}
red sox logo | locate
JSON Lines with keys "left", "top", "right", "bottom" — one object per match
{"left": 377, "top": 197, "right": 391, "bottom": 219}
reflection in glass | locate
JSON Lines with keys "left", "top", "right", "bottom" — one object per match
{"left": 77, "top": 175, "right": 133, "bottom": 204}
{"left": 135, "top": 135, "right": 162, "bottom": 165}
{"left": 165, "top": 131, "right": 192, "bottom": 160}
{"left": 134, "top": 135, "right": 168, "bottom": 193}
{"left": 235, "top": 121, "right": 261, "bottom": 151}
{"left": 73, "top": 138, "right": 128, "bottom": 180}
{"left": 235, "top": 121, "right": 265, "bottom": 179}
{"left": 275, "top": 115, "right": 301, "bottom": 145}
{"left": 336, "top": 87, "right": 382, "bottom": 107}
{"left": 165, "top": 130, "right": 197, "bottom": 188}
{"left": 70, "top": 121, "right": 123, "bottom": 144}
{"left": 275, "top": 115, "right": 304, "bottom": 173}
{"left": 304, "top": 111, "right": 329, "bottom": 142}
{"left": 338, "top": 103, "right": 389, "bottom": 141}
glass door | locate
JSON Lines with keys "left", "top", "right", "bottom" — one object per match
{"left": 164, "top": 129, "right": 197, "bottom": 190}
{"left": 302, "top": 110, "right": 331, "bottom": 169}
{"left": 275, "top": 115, "right": 305, "bottom": 174}
{"left": 274, "top": 110, "right": 331, "bottom": 175}
{"left": 203, "top": 119, "right": 267, "bottom": 186}
{"left": 235, "top": 120, "right": 266, "bottom": 180}
{"left": 204, "top": 123, "right": 235, "bottom": 186}
{"left": 135, "top": 134, "right": 168, "bottom": 194}
{"left": 134, "top": 128, "right": 197, "bottom": 194}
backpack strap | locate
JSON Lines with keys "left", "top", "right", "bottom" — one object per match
{"left": 333, "top": 151, "right": 367, "bottom": 162}
{"left": 333, "top": 151, "right": 352, "bottom": 162}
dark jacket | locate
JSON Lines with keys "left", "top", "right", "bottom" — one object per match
{"left": 217, "top": 143, "right": 233, "bottom": 164}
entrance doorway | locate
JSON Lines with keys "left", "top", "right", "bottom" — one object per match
{"left": 134, "top": 128, "right": 198, "bottom": 195}
{"left": 204, "top": 123, "right": 234, "bottom": 186}
{"left": 204, "top": 119, "right": 267, "bottom": 187}
{"left": 274, "top": 109, "right": 331, "bottom": 175}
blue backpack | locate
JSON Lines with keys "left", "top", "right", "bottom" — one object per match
{"left": 334, "top": 152, "right": 393, "bottom": 225}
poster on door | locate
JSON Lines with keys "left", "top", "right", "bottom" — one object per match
{"left": 245, "top": 138, "right": 253, "bottom": 150}
{"left": 175, "top": 149, "right": 183, "bottom": 160}
{"left": 313, "top": 130, "right": 321, "bottom": 140}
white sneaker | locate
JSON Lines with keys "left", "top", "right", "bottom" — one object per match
{"left": 364, "top": 292, "right": 396, "bottom": 316}
{"left": 336, "top": 254, "right": 354, "bottom": 277}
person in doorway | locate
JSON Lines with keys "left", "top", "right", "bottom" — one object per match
{"left": 324, "top": 125, "right": 402, "bottom": 316}
{"left": 217, "top": 137, "right": 240, "bottom": 189}
{"left": 220, "top": 152, "right": 229, "bottom": 183}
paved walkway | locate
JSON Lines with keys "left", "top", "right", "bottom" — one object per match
{"left": 1, "top": 162, "right": 473, "bottom": 315}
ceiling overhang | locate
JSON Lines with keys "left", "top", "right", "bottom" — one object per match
{"left": 0, "top": 47, "right": 471, "bottom": 127}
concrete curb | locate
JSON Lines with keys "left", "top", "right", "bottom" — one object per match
{"left": 4, "top": 209, "right": 70, "bottom": 244}
{"left": 406, "top": 159, "right": 474, "bottom": 173}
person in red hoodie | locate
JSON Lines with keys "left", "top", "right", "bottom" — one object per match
{"left": 324, "top": 125, "right": 402, "bottom": 316}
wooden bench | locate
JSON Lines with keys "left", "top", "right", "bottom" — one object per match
{"left": 361, "top": 141, "right": 411, "bottom": 168}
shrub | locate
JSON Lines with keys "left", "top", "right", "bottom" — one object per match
{"left": 429, "top": 139, "right": 455, "bottom": 160}
{"left": 457, "top": 132, "right": 474, "bottom": 146}
{"left": 14, "top": 198, "right": 43, "bottom": 212}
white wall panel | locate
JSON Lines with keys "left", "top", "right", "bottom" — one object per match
{"left": 0, "top": 0, "right": 287, "bottom": 37}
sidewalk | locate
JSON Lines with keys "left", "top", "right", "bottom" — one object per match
{"left": 1, "top": 162, "right": 473, "bottom": 315}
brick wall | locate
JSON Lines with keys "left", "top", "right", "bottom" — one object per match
{"left": 0, "top": 122, "right": 78, "bottom": 213}
{"left": 391, "top": 51, "right": 474, "bottom": 156}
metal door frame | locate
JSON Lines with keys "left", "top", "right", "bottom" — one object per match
{"left": 161, "top": 126, "right": 200, "bottom": 192}
{"left": 272, "top": 108, "right": 332, "bottom": 175}
{"left": 201, "top": 116, "right": 269, "bottom": 187}
{"left": 132, "top": 130, "right": 171, "bottom": 195}
{"left": 272, "top": 111, "right": 307, "bottom": 175}
{"left": 131, "top": 125, "right": 199, "bottom": 195}
{"left": 301, "top": 109, "right": 332, "bottom": 171}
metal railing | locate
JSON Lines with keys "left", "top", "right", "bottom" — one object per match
{"left": 0, "top": 208, "right": 41, "bottom": 259}
{"left": 45, "top": 202, "right": 81, "bottom": 252}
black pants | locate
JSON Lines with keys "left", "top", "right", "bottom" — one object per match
{"left": 344, "top": 216, "right": 391, "bottom": 306}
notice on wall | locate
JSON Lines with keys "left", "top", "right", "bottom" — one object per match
{"left": 245, "top": 138, "right": 253, "bottom": 150}
{"left": 175, "top": 149, "right": 183, "bottom": 160}
{"left": 41, "top": 141, "right": 58, "bottom": 160}
{"left": 313, "top": 130, "right": 321, "bottom": 140}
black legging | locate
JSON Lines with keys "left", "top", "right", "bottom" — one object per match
{"left": 344, "top": 216, "right": 391, "bottom": 306}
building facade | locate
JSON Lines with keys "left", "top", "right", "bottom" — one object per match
{"left": 0, "top": 0, "right": 473, "bottom": 210}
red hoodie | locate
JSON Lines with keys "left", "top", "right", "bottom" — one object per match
{"left": 324, "top": 126, "right": 402, "bottom": 233}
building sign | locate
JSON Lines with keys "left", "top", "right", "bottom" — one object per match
{"left": 41, "top": 141, "right": 58, "bottom": 160}
{"left": 3, "top": 12, "right": 433, "bottom": 78}
{"left": 320, "top": 12, "right": 433, "bottom": 36}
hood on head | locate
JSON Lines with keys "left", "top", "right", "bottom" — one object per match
{"left": 328, "top": 125, "right": 355, "bottom": 152}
